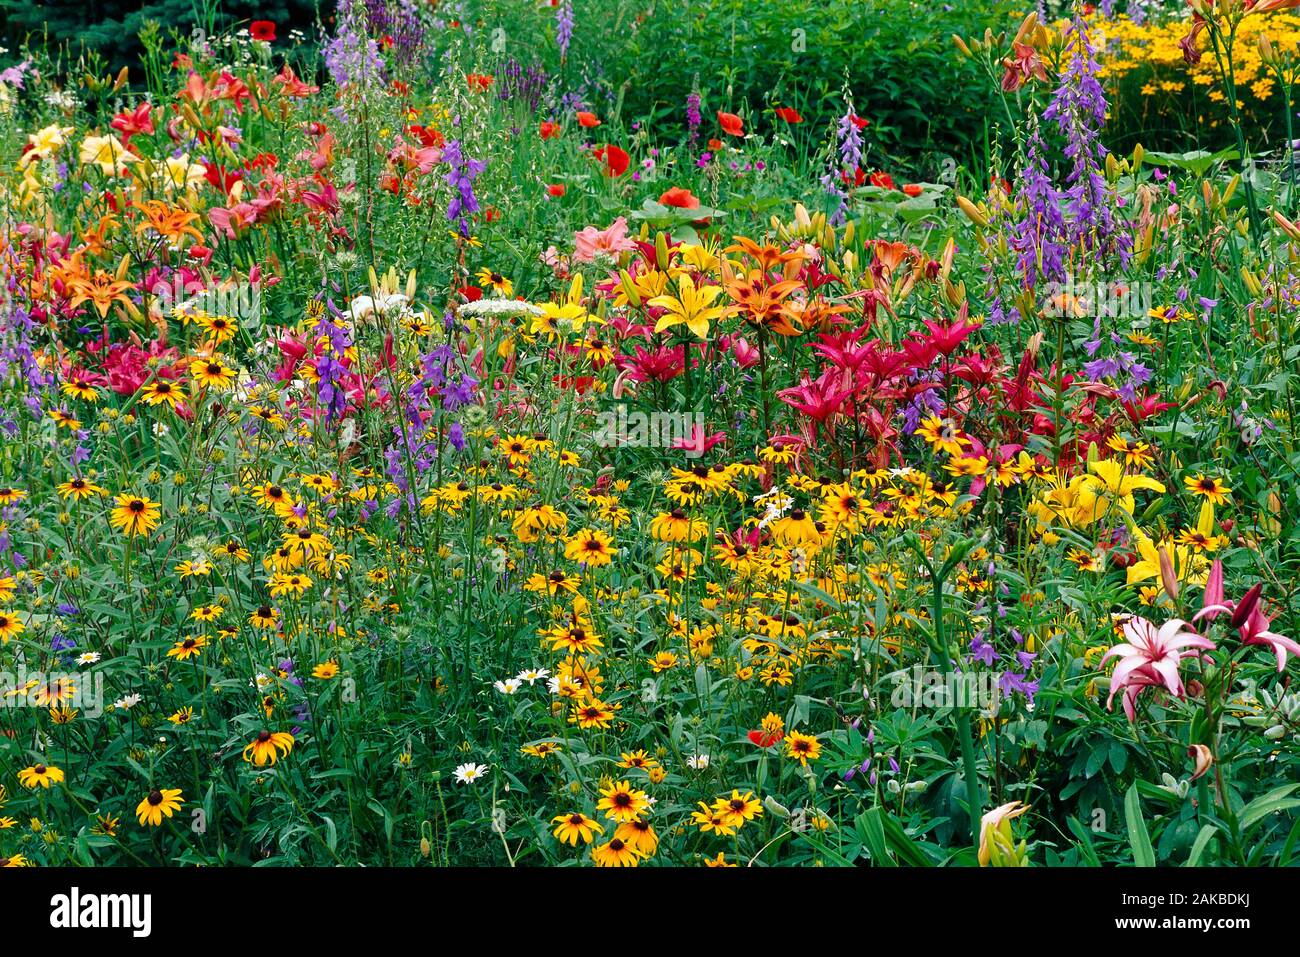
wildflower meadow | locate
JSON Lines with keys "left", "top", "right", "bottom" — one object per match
{"left": 3, "top": 0, "right": 1300, "bottom": 883}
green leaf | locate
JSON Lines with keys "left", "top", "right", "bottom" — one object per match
{"left": 1239, "top": 784, "right": 1300, "bottom": 833}
{"left": 1125, "top": 784, "right": 1156, "bottom": 867}
{"left": 1185, "top": 825, "right": 1220, "bottom": 867}
{"left": 856, "top": 808, "right": 896, "bottom": 867}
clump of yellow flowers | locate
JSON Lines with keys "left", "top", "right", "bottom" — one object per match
{"left": 1069, "top": 11, "right": 1300, "bottom": 127}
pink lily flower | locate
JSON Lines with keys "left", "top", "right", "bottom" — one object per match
{"left": 1194, "top": 559, "right": 1299, "bottom": 671}
{"left": 1238, "top": 605, "right": 1300, "bottom": 673}
{"left": 1100, "top": 616, "right": 1215, "bottom": 721}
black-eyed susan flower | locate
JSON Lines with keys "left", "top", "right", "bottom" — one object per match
{"left": 784, "top": 730, "right": 821, "bottom": 765}
{"left": 614, "top": 818, "right": 659, "bottom": 856}
{"left": 110, "top": 494, "right": 162, "bottom": 537}
{"left": 312, "top": 660, "right": 340, "bottom": 679}
{"left": 139, "top": 379, "right": 186, "bottom": 409}
{"left": 243, "top": 730, "right": 295, "bottom": 766}
{"left": 60, "top": 378, "right": 100, "bottom": 402}
{"left": 190, "top": 603, "right": 224, "bottom": 622}
{"left": 0, "top": 610, "right": 24, "bottom": 642}
{"left": 563, "top": 528, "right": 618, "bottom": 567}
{"left": 214, "top": 540, "right": 251, "bottom": 562}
{"left": 49, "top": 409, "right": 81, "bottom": 430}
{"left": 1184, "top": 474, "right": 1231, "bottom": 505}
{"left": 649, "top": 508, "right": 708, "bottom": 543}
{"left": 166, "top": 635, "right": 208, "bottom": 661}
{"left": 915, "top": 415, "right": 970, "bottom": 456}
{"left": 569, "top": 697, "right": 617, "bottom": 729}
{"left": 712, "top": 790, "right": 763, "bottom": 829}
{"left": 596, "top": 780, "right": 650, "bottom": 823}
{"left": 691, "top": 801, "right": 736, "bottom": 836}
{"left": 17, "top": 764, "right": 64, "bottom": 789}
{"left": 269, "top": 572, "right": 313, "bottom": 597}
{"left": 617, "top": 750, "right": 660, "bottom": 772}
{"left": 771, "top": 508, "right": 819, "bottom": 547}
{"left": 591, "top": 836, "right": 641, "bottom": 867}
{"left": 551, "top": 811, "right": 603, "bottom": 845}
{"left": 521, "top": 741, "right": 562, "bottom": 759}
{"left": 189, "top": 357, "right": 236, "bottom": 390}
{"left": 135, "top": 788, "right": 183, "bottom": 826}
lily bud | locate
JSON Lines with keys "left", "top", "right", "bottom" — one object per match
{"left": 955, "top": 196, "right": 989, "bottom": 228}
{"left": 1158, "top": 546, "right": 1180, "bottom": 602}
{"left": 1230, "top": 583, "right": 1262, "bottom": 628}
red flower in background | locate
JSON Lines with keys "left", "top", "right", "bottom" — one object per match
{"left": 869, "top": 171, "right": 896, "bottom": 190}
{"left": 717, "top": 111, "right": 744, "bottom": 136}
{"left": 539, "top": 120, "right": 561, "bottom": 140}
{"left": 546, "top": 184, "right": 566, "bottom": 198}
{"left": 902, "top": 184, "right": 923, "bottom": 197}
{"left": 593, "top": 144, "right": 630, "bottom": 177}
{"left": 467, "top": 73, "right": 494, "bottom": 92}
{"left": 774, "top": 107, "right": 803, "bottom": 124}
{"left": 576, "top": 111, "right": 601, "bottom": 128}
{"left": 250, "top": 20, "right": 276, "bottom": 42}
{"left": 110, "top": 103, "right": 154, "bottom": 145}
{"left": 658, "top": 187, "right": 700, "bottom": 209}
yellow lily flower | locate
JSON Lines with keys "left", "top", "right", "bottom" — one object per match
{"left": 648, "top": 274, "right": 725, "bottom": 339}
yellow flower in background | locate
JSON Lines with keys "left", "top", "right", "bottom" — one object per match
{"left": 79, "top": 134, "right": 138, "bottom": 175}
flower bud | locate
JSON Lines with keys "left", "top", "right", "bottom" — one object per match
{"left": 1230, "top": 583, "right": 1262, "bottom": 628}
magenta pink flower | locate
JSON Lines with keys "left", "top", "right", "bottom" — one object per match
{"left": 1237, "top": 606, "right": 1300, "bottom": 672}
{"left": 1194, "top": 559, "right": 1299, "bottom": 671}
{"left": 1101, "top": 616, "right": 1215, "bottom": 721}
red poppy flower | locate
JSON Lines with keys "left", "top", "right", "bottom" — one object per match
{"left": 539, "top": 120, "right": 561, "bottom": 140}
{"left": 707, "top": 137, "right": 723, "bottom": 151}
{"left": 850, "top": 114, "right": 870, "bottom": 130}
{"left": 748, "top": 728, "right": 783, "bottom": 748}
{"left": 576, "top": 111, "right": 601, "bottom": 128}
{"left": 717, "top": 111, "right": 744, "bottom": 136}
{"left": 458, "top": 285, "right": 483, "bottom": 302}
{"left": 593, "top": 144, "right": 630, "bottom": 177}
{"left": 658, "top": 186, "right": 700, "bottom": 209}
{"left": 840, "top": 166, "right": 866, "bottom": 188}
{"left": 547, "top": 183, "right": 566, "bottom": 197}
{"left": 249, "top": 20, "right": 276, "bottom": 42}
{"left": 868, "top": 171, "right": 896, "bottom": 190}
{"left": 774, "top": 107, "right": 803, "bottom": 124}
{"left": 467, "top": 73, "right": 494, "bottom": 92}
{"left": 902, "top": 183, "right": 923, "bottom": 197}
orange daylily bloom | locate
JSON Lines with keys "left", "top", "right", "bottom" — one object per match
{"left": 725, "top": 237, "right": 805, "bottom": 276}
{"left": 67, "top": 271, "right": 136, "bottom": 318}
{"left": 134, "top": 200, "right": 205, "bottom": 246}
{"left": 723, "top": 269, "right": 805, "bottom": 337}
